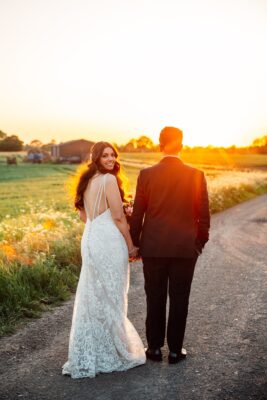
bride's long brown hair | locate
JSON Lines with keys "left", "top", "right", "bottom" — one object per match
{"left": 74, "top": 141, "right": 127, "bottom": 210}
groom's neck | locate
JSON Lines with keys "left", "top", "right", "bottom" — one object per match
{"left": 162, "top": 151, "right": 180, "bottom": 158}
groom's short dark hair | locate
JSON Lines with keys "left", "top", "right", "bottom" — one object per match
{"left": 159, "top": 127, "right": 183, "bottom": 148}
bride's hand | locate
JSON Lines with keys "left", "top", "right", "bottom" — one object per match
{"left": 128, "top": 246, "right": 139, "bottom": 258}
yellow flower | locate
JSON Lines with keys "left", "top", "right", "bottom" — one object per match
{"left": 43, "top": 219, "right": 56, "bottom": 230}
{"left": 0, "top": 244, "right": 16, "bottom": 261}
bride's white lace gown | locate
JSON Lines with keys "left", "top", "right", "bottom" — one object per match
{"left": 62, "top": 173, "right": 145, "bottom": 378}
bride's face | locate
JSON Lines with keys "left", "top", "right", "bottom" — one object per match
{"left": 99, "top": 147, "right": 116, "bottom": 171}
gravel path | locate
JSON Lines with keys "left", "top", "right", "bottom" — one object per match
{"left": 1, "top": 195, "right": 267, "bottom": 400}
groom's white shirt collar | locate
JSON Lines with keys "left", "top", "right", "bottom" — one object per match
{"left": 162, "top": 154, "right": 180, "bottom": 159}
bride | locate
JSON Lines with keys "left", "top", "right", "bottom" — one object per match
{"left": 62, "top": 142, "right": 146, "bottom": 378}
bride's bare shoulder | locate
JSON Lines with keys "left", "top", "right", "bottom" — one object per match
{"left": 105, "top": 173, "right": 117, "bottom": 183}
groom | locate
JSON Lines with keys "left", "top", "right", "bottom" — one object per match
{"left": 130, "top": 127, "right": 210, "bottom": 363}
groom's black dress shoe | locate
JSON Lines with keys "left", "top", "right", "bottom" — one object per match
{"left": 145, "top": 348, "right": 162, "bottom": 362}
{"left": 168, "top": 348, "right": 187, "bottom": 364}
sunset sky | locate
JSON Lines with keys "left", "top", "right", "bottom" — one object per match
{"left": 0, "top": 0, "right": 267, "bottom": 147}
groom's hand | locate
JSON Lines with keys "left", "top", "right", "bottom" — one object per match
{"left": 129, "top": 249, "right": 142, "bottom": 262}
{"left": 129, "top": 256, "right": 142, "bottom": 262}
{"left": 129, "top": 246, "right": 140, "bottom": 262}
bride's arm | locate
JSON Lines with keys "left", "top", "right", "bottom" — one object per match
{"left": 78, "top": 208, "right": 87, "bottom": 223}
{"left": 106, "top": 174, "right": 137, "bottom": 256}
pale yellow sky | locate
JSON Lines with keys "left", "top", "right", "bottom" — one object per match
{"left": 0, "top": 0, "right": 267, "bottom": 146}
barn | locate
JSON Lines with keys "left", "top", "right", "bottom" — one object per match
{"left": 51, "top": 139, "right": 94, "bottom": 163}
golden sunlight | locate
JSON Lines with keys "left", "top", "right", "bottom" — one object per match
{"left": 0, "top": 0, "right": 266, "bottom": 147}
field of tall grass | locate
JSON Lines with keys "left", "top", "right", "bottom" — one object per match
{"left": 1, "top": 151, "right": 267, "bottom": 336}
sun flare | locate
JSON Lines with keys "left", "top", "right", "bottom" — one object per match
{"left": 0, "top": 0, "right": 266, "bottom": 147}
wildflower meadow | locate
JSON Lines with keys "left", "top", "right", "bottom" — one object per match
{"left": 0, "top": 152, "right": 267, "bottom": 335}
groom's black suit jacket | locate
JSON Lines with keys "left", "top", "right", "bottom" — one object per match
{"left": 130, "top": 157, "right": 210, "bottom": 258}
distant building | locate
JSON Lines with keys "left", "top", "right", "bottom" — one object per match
{"left": 51, "top": 139, "right": 94, "bottom": 163}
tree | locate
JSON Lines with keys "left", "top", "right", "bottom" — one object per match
{"left": 30, "top": 139, "right": 43, "bottom": 148}
{"left": 41, "top": 139, "right": 57, "bottom": 151}
{"left": 0, "top": 130, "right": 7, "bottom": 139}
{"left": 0, "top": 135, "right": 24, "bottom": 151}
{"left": 136, "top": 136, "right": 154, "bottom": 151}
{"left": 251, "top": 135, "right": 267, "bottom": 154}
{"left": 252, "top": 136, "right": 267, "bottom": 147}
{"left": 124, "top": 142, "right": 136, "bottom": 152}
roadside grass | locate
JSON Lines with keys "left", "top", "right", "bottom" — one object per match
{"left": 0, "top": 259, "right": 78, "bottom": 335}
{"left": 0, "top": 207, "right": 82, "bottom": 336}
{"left": 207, "top": 169, "right": 267, "bottom": 213}
{"left": 0, "top": 153, "right": 267, "bottom": 336}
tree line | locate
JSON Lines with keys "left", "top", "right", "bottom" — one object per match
{"left": 1, "top": 129, "right": 267, "bottom": 154}
{"left": 0, "top": 131, "right": 24, "bottom": 151}
{"left": 116, "top": 135, "right": 267, "bottom": 154}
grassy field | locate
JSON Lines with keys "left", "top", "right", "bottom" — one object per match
{"left": 1, "top": 151, "right": 267, "bottom": 336}
{"left": 120, "top": 151, "right": 267, "bottom": 169}
{"left": 0, "top": 163, "right": 76, "bottom": 221}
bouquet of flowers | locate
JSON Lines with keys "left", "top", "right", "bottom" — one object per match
{"left": 123, "top": 195, "right": 134, "bottom": 224}
{"left": 123, "top": 196, "right": 140, "bottom": 261}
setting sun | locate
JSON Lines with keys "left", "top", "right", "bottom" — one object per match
{"left": 0, "top": 0, "right": 266, "bottom": 147}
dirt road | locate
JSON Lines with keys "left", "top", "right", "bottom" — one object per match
{"left": 1, "top": 195, "right": 266, "bottom": 400}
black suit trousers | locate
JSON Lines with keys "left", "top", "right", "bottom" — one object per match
{"left": 143, "top": 256, "right": 197, "bottom": 353}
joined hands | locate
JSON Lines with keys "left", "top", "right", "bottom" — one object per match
{"left": 128, "top": 246, "right": 141, "bottom": 262}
